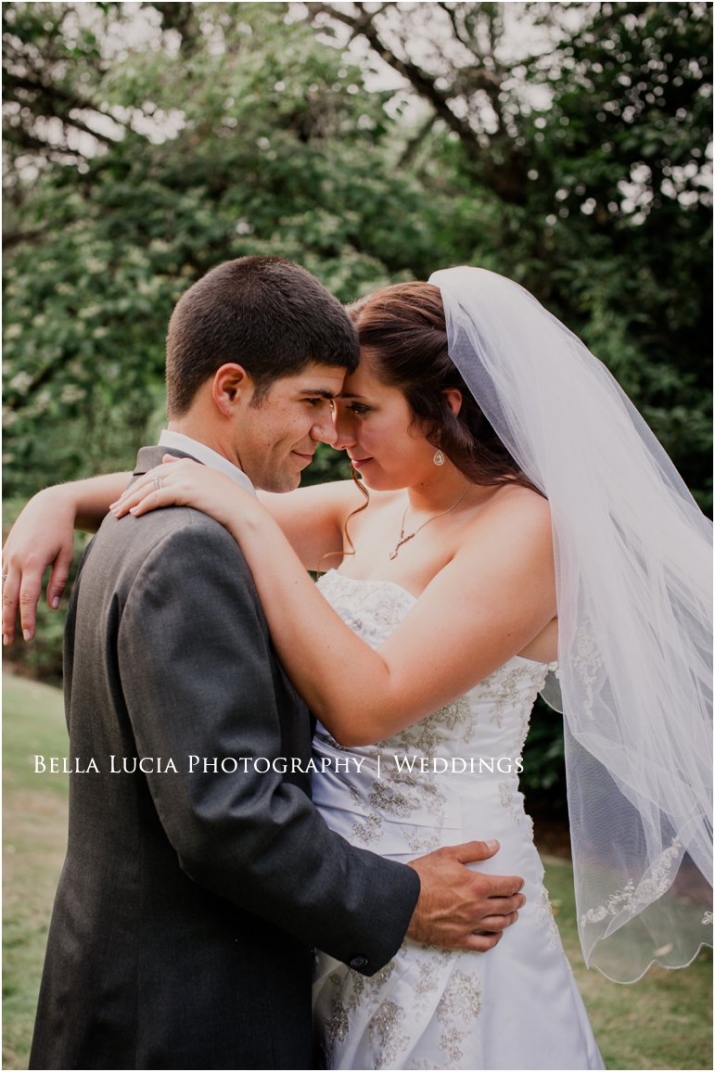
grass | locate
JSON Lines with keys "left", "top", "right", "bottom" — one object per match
{"left": 3, "top": 674, "right": 712, "bottom": 1070}
{"left": 544, "top": 860, "right": 712, "bottom": 1070}
{"left": 3, "top": 675, "right": 69, "bottom": 1071}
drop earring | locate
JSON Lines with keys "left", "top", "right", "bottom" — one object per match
{"left": 433, "top": 437, "right": 445, "bottom": 466}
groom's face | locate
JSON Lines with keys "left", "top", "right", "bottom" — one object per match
{"left": 235, "top": 362, "right": 345, "bottom": 492}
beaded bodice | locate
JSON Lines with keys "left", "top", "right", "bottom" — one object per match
{"left": 314, "top": 569, "right": 554, "bottom": 763}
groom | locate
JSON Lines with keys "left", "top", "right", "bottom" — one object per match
{"left": 27, "top": 257, "right": 524, "bottom": 1070}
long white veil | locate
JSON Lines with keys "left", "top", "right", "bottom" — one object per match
{"left": 430, "top": 266, "right": 712, "bottom": 982}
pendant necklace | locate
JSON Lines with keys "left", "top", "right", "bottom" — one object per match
{"left": 389, "top": 483, "right": 470, "bottom": 560}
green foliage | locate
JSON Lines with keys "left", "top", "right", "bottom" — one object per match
{"left": 520, "top": 2, "right": 713, "bottom": 504}
{"left": 521, "top": 697, "right": 566, "bottom": 798}
{"left": 3, "top": 1, "right": 477, "bottom": 495}
{"left": 3, "top": 1, "right": 711, "bottom": 784}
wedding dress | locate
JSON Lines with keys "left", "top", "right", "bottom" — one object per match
{"left": 311, "top": 570, "right": 604, "bottom": 1071}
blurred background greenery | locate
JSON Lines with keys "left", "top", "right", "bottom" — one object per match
{"left": 3, "top": 1, "right": 712, "bottom": 805}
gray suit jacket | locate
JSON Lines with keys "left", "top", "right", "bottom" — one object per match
{"left": 30, "top": 446, "right": 419, "bottom": 1070}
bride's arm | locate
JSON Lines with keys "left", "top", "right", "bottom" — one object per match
{"left": 2, "top": 473, "right": 131, "bottom": 643}
{"left": 2, "top": 467, "right": 361, "bottom": 642}
{"left": 114, "top": 460, "right": 556, "bottom": 746}
{"left": 255, "top": 480, "right": 364, "bottom": 572}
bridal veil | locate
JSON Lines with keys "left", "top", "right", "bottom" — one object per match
{"left": 430, "top": 266, "right": 712, "bottom": 982}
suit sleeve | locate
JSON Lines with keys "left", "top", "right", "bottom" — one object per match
{"left": 117, "top": 511, "right": 419, "bottom": 974}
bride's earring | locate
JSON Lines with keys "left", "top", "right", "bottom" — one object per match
{"left": 433, "top": 438, "right": 445, "bottom": 466}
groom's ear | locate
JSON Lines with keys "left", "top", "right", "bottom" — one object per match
{"left": 212, "top": 364, "right": 253, "bottom": 415}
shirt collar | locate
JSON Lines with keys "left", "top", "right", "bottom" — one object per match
{"left": 158, "top": 430, "right": 256, "bottom": 496}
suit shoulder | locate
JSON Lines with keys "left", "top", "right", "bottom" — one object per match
{"left": 101, "top": 504, "right": 243, "bottom": 550}
{"left": 141, "top": 507, "right": 250, "bottom": 569}
{"left": 87, "top": 507, "right": 253, "bottom": 595}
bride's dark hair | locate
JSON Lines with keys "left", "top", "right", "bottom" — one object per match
{"left": 347, "top": 282, "right": 537, "bottom": 493}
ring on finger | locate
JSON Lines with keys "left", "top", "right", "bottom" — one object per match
{"left": 152, "top": 476, "right": 163, "bottom": 492}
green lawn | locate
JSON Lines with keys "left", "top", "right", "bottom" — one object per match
{"left": 544, "top": 862, "right": 713, "bottom": 1070}
{"left": 3, "top": 675, "right": 69, "bottom": 1070}
{"left": 3, "top": 673, "right": 712, "bottom": 1070}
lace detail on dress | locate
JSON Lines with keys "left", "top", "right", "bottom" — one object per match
{"left": 436, "top": 969, "right": 483, "bottom": 1063}
{"left": 368, "top": 1000, "right": 412, "bottom": 1069}
{"left": 312, "top": 571, "right": 603, "bottom": 1071}
{"left": 387, "top": 695, "right": 475, "bottom": 755}
{"left": 498, "top": 780, "right": 525, "bottom": 827}
{"left": 535, "top": 887, "right": 563, "bottom": 951}
{"left": 315, "top": 571, "right": 417, "bottom": 652}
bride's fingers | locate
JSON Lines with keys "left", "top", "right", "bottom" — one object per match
{"left": 110, "top": 457, "right": 184, "bottom": 503}
{"left": 110, "top": 460, "right": 188, "bottom": 516}
{"left": 2, "top": 570, "right": 21, "bottom": 645}
{"left": 127, "top": 488, "right": 176, "bottom": 517}
{"left": 110, "top": 479, "right": 163, "bottom": 517}
{"left": 110, "top": 475, "right": 181, "bottom": 518}
{"left": 111, "top": 480, "right": 183, "bottom": 519}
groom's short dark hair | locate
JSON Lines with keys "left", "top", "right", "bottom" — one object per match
{"left": 166, "top": 256, "right": 359, "bottom": 416}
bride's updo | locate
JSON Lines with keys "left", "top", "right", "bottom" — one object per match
{"left": 348, "top": 282, "right": 536, "bottom": 492}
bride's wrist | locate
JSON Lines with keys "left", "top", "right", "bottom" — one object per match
{"left": 32, "top": 483, "right": 79, "bottom": 523}
{"left": 226, "top": 497, "right": 271, "bottom": 536}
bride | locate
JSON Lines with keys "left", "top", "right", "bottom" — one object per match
{"left": 4, "top": 268, "right": 711, "bottom": 1070}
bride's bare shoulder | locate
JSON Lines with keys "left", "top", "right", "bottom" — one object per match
{"left": 487, "top": 481, "right": 549, "bottom": 516}
{"left": 461, "top": 482, "right": 552, "bottom": 552}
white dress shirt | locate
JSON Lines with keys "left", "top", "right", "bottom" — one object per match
{"left": 158, "top": 429, "right": 257, "bottom": 496}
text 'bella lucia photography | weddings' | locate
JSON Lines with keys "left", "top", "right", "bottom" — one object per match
{"left": 32, "top": 753, "right": 525, "bottom": 776}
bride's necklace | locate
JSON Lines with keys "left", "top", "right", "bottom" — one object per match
{"left": 389, "top": 483, "right": 470, "bottom": 560}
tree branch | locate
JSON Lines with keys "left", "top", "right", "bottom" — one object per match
{"left": 2, "top": 225, "right": 52, "bottom": 251}
{"left": 398, "top": 111, "right": 437, "bottom": 168}
{"left": 4, "top": 72, "right": 125, "bottom": 146}
{"left": 5, "top": 346, "right": 78, "bottom": 411}
{"left": 308, "top": 2, "right": 484, "bottom": 162}
{"left": 305, "top": 2, "right": 526, "bottom": 203}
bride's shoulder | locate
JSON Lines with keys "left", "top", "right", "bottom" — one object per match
{"left": 460, "top": 482, "right": 552, "bottom": 554}
{"left": 493, "top": 481, "right": 549, "bottom": 515}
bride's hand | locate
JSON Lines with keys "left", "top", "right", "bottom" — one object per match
{"left": 2, "top": 486, "right": 77, "bottom": 643}
{"left": 110, "top": 456, "right": 258, "bottom": 529}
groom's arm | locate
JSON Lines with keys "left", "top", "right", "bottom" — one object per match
{"left": 117, "top": 510, "right": 419, "bottom": 973}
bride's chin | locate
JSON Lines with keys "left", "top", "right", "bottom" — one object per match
{"left": 350, "top": 459, "right": 411, "bottom": 493}
{"left": 365, "top": 478, "right": 408, "bottom": 495}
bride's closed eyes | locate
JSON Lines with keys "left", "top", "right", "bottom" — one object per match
{"left": 341, "top": 402, "right": 372, "bottom": 416}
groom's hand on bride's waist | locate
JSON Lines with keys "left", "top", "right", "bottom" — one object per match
{"left": 406, "top": 840, "right": 525, "bottom": 951}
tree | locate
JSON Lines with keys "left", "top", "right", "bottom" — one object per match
{"left": 3, "top": 2, "right": 471, "bottom": 495}
{"left": 304, "top": 1, "right": 713, "bottom": 503}
{"left": 3, "top": 3, "right": 711, "bottom": 792}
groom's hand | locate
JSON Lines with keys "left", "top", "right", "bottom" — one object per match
{"left": 406, "top": 839, "right": 525, "bottom": 951}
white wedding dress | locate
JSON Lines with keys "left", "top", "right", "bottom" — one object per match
{"left": 311, "top": 571, "right": 604, "bottom": 1071}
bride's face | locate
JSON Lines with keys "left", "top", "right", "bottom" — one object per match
{"left": 333, "top": 353, "right": 437, "bottom": 490}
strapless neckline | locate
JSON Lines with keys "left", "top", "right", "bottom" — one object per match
{"left": 319, "top": 568, "right": 556, "bottom": 670}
